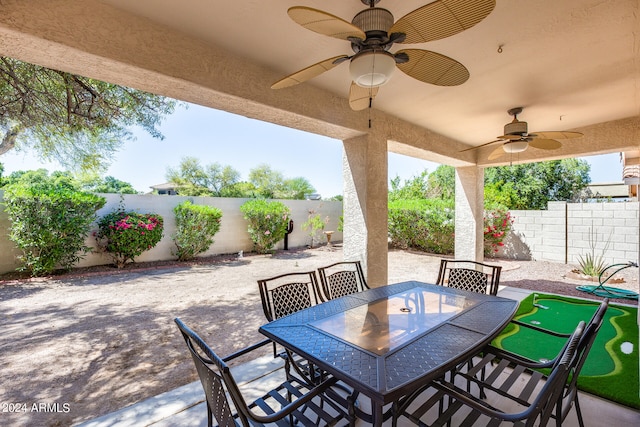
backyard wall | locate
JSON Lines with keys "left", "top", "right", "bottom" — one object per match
{"left": 0, "top": 193, "right": 343, "bottom": 274}
{"left": 499, "top": 201, "right": 639, "bottom": 265}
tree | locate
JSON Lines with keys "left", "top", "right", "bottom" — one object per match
{"left": 278, "top": 177, "right": 316, "bottom": 200}
{"left": 0, "top": 168, "right": 77, "bottom": 191}
{"left": 248, "top": 164, "right": 284, "bottom": 198}
{"left": 166, "top": 156, "right": 241, "bottom": 197}
{"left": 485, "top": 159, "right": 590, "bottom": 209}
{"left": 0, "top": 57, "right": 177, "bottom": 172}
{"left": 389, "top": 171, "right": 429, "bottom": 201}
{"left": 426, "top": 165, "right": 455, "bottom": 200}
{"left": 79, "top": 175, "right": 138, "bottom": 194}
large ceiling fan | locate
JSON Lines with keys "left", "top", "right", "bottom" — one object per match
{"left": 271, "top": 0, "right": 496, "bottom": 111}
{"left": 463, "top": 107, "right": 584, "bottom": 160}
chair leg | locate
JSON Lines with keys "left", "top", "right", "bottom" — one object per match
{"left": 574, "top": 394, "right": 585, "bottom": 427}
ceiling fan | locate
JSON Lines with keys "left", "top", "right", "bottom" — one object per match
{"left": 462, "top": 107, "right": 584, "bottom": 160}
{"left": 271, "top": 0, "right": 496, "bottom": 111}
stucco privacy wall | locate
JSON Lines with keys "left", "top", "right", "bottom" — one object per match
{"left": 502, "top": 201, "right": 639, "bottom": 265}
{"left": 0, "top": 193, "right": 343, "bottom": 274}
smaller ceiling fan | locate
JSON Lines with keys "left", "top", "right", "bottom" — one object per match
{"left": 462, "top": 107, "right": 583, "bottom": 160}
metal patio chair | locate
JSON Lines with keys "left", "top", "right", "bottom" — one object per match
{"left": 436, "top": 259, "right": 502, "bottom": 296}
{"left": 392, "top": 320, "right": 586, "bottom": 427}
{"left": 174, "top": 318, "right": 348, "bottom": 427}
{"left": 258, "top": 271, "right": 325, "bottom": 384}
{"left": 317, "top": 261, "right": 369, "bottom": 301}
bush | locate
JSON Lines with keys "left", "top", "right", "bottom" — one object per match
{"left": 484, "top": 208, "right": 514, "bottom": 256}
{"left": 3, "top": 186, "right": 106, "bottom": 276}
{"left": 302, "top": 211, "right": 329, "bottom": 248}
{"left": 388, "top": 199, "right": 455, "bottom": 254}
{"left": 172, "top": 201, "right": 222, "bottom": 261}
{"left": 95, "top": 210, "right": 163, "bottom": 268}
{"left": 240, "top": 199, "right": 290, "bottom": 254}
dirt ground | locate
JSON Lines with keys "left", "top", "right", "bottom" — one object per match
{"left": 0, "top": 246, "right": 637, "bottom": 426}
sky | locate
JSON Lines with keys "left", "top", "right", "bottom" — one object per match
{"left": 0, "top": 103, "right": 624, "bottom": 197}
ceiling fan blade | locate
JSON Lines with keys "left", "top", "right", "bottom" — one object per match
{"left": 459, "top": 139, "right": 504, "bottom": 153}
{"left": 287, "top": 6, "right": 365, "bottom": 41}
{"left": 488, "top": 146, "right": 506, "bottom": 160}
{"left": 529, "top": 138, "right": 562, "bottom": 150}
{"left": 530, "top": 131, "right": 583, "bottom": 140}
{"left": 271, "top": 55, "right": 349, "bottom": 89}
{"left": 349, "top": 82, "right": 379, "bottom": 111}
{"left": 395, "top": 49, "right": 469, "bottom": 86}
{"left": 390, "top": 0, "right": 496, "bottom": 44}
{"left": 498, "top": 134, "right": 525, "bottom": 141}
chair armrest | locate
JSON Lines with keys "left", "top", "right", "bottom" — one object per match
{"left": 246, "top": 376, "right": 340, "bottom": 424}
{"left": 484, "top": 344, "right": 556, "bottom": 369}
{"left": 432, "top": 380, "right": 537, "bottom": 423}
{"left": 510, "top": 319, "right": 571, "bottom": 338}
{"left": 222, "top": 339, "right": 272, "bottom": 362}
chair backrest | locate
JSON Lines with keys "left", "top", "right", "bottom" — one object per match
{"left": 258, "top": 271, "right": 322, "bottom": 321}
{"left": 174, "top": 318, "right": 245, "bottom": 427}
{"left": 556, "top": 298, "right": 609, "bottom": 422}
{"left": 317, "top": 261, "right": 369, "bottom": 300}
{"left": 436, "top": 259, "right": 502, "bottom": 295}
{"left": 531, "top": 320, "right": 585, "bottom": 427}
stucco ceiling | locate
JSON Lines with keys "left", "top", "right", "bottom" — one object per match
{"left": 97, "top": 0, "right": 639, "bottom": 158}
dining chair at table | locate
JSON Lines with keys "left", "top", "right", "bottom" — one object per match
{"left": 317, "top": 261, "right": 369, "bottom": 301}
{"left": 258, "top": 271, "right": 325, "bottom": 383}
{"left": 174, "top": 318, "right": 349, "bottom": 427}
{"left": 392, "top": 320, "right": 586, "bottom": 427}
{"left": 436, "top": 259, "right": 502, "bottom": 296}
{"left": 471, "top": 298, "right": 609, "bottom": 427}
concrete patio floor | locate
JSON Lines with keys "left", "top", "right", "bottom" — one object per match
{"left": 77, "top": 287, "right": 639, "bottom": 427}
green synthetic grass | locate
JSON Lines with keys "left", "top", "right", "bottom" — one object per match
{"left": 493, "top": 293, "right": 639, "bottom": 409}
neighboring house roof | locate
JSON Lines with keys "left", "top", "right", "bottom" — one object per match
{"left": 586, "top": 182, "right": 629, "bottom": 199}
{"left": 150, "top": 182, "right": 178, "bottom": 191}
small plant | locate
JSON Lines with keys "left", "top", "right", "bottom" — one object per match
{"left": 577, "top": 228, "right": 612, "bottom": 277}
{"left": 240, "top": 199, "right": 290, "bottom": 254}
{"left": 172, "top": 201, "right": 222, "bottom": 261}
{"left": 95, "top": 210, "right": 164, "bottom": 268}
{"left": 3, "top": 185, "right": 106, "bottom": 276}
{"left": 302, "top": 210, "right": 329, "bottom": 248}
{"left": 483, "top": 208, "right": 514, "bottom": 256}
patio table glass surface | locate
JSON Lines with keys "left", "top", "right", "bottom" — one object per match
{"left": 259, "top": 281, "right": 519, "bottom": 426}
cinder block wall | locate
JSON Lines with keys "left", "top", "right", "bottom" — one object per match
{"left": 0, "top": 192, "right": 343, "bottom": 274}
{"left": 502, "top": 201, "right": 639, "bottom": 264}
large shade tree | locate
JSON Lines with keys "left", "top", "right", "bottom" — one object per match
{"left": 0, "top": 57, "right": 177, "bottom": 172}
{"left": 166, "top": 156, "right": 242, "bottom": 197}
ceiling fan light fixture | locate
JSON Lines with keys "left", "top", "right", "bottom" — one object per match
{"left": 350, "top": 51, "right": 396, "bottom": 88}
{"left": 503, "top": 140, "right": 528, "bottom": 153}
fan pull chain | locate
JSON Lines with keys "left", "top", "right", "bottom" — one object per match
{"left": 368, "top": 96, "right": 372, "bottom": 128}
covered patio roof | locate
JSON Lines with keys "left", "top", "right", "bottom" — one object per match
{"left": 0, "top": 0, "right": 638, "bottom": 283}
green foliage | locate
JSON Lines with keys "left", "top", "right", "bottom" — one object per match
{"left": 172, "top": 201, "right": 222, "bottom": 261}
{"left": 389, "top": 171, "right": 429, "bottom": 201}
{"left": 2, "top": 184, "right": 106, "bottom": 276}
{"left": 485, "top": 159, "right": 591, "bottom": 210}
{"left": 388, "top": 199, "right": 455, "bottom": 254}
{"left": 302, "top": 211, "right": 329, "bottom": 248}
{"left": 484, "top": 208, "right": 514, "bottom": 256}
{"left": 280, "top": 177, "right": 316, "bottom": 200}
{"left": 1, "top": 169, "right": 78, "bottom": 191}
{"left": 166, "top": 157, "right": 241, "bottom": 197}
{"left": 577, "top": 228, "right": 612, "bottom": 277}
{"left": 426, "top": 165, "right": 455, "bottom": 199}
{"left": 0, "top": 57, "right": 178, "bottom": 172}
{"left": 78, "top": 175, "right": 138, "bottom": 194}
{"left": 95, "top": 210, "right": 164, "bottom": 268}
{"left": 240, "top": 199, "right": 290, "bottom": 254}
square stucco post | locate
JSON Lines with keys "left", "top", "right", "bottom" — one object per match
{"left": 455, "top": 166, "right": 484, "bottom": 261}
{"left": 342, "top": 134, "right": 388, "bottom": 287}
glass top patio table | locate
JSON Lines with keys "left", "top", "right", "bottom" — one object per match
{"left": 259, "top": 281, "right": 519, "bottom": 426}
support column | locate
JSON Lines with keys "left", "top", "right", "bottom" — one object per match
{"left": 455, "top": 166, "right": 484, "bottom": 261}
{"left": 342, "top": 134, "right": 388, "bottom": 287}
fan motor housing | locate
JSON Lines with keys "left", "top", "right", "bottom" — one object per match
{"left": 352, "top": 8, "right": 394, "bottom": 33}
{"left": 504, "top": 120, "right": 528, "bottom": 136}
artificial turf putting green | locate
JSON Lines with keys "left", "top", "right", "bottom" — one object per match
{"left": 492, "top": 293, "right": 639, "bottom": 409}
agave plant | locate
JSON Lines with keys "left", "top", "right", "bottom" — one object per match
{"left": 577, "top": 228, "right": 612, "bottom": 277}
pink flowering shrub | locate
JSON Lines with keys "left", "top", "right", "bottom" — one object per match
{"left": 240, "top": 199, "right": 290, "bottom": 254}
{"left": 484, "top": 209, "right": 514, "bottom": 256}
{"left": 95, "top": 210, "right": 164, "bottom": 268}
